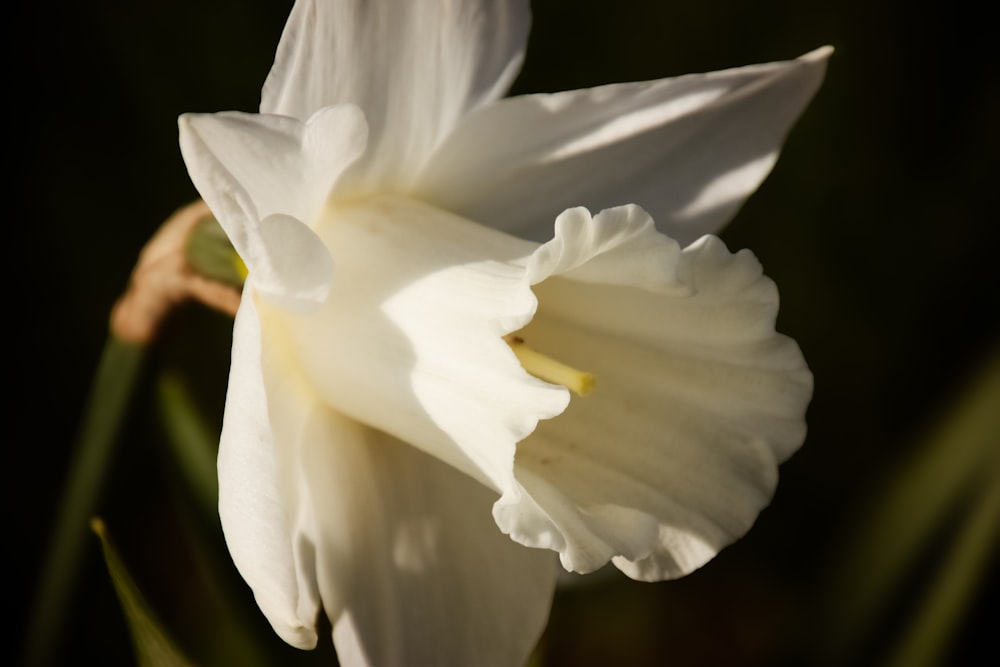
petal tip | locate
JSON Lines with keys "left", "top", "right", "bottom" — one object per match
{"left": 273, "top": 620, "right": 319, "bottom": 651}
{"left": 802, "top": 45, "right": 835, "bottom": 61}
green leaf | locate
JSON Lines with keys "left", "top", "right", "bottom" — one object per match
{"left": 155, "top": 372, "right": 272, "bottom": 667}
{"left": 22, "top": 338, "right": 146, "bottom": 666}
{"left": 884, "top": 469, "right": 1000, "bottom": 667}
{"left": 820, "top": 345, "right": 1000, "bottom": 664}
{"left": 157, "top": 372, "right": 221, "bottom": 521}
{"left": 92, "top": 518, "right": 196, "bottom": 667}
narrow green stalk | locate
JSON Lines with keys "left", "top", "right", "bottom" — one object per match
{"left": 885, "top": 464, "right": 1000, "bottom": 667}
{"left": 157, "top": 372, "right": 221, "bottom": 520}
{"left": 21, "top": 337, "right": 146, "bottom": 667}
{"left": 155, "top": 372, "right": 271, "bottom": 666}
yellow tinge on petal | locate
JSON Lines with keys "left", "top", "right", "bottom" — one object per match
{"left": 504, "top": 334, "right": 596, "bottom": 397}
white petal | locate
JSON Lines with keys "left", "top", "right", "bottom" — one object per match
{"left": 493, "top": 206, "right": 813, "bottom": 577}
{"left": 217, "top": 292, "right": 321, "bottom": 649}
{"left": 293, "top": 413, "right": 558, "bottom": 667}
{"left": 178, "top": 105, "right": 367, "bottom": 306}
{"left": 180, "top": 106, "right": 367, "bottom": 225}
{"left": 417, "top": 47, "right": 832, "bottom": 245}
{"left": 225, "top": 292, "right": 558, "bottom": 663}
{"left": 261, "top": 0, "right": 531, "bottom": 188}
{"left": 271, "top": 194, "right": 568, "bottom": 494}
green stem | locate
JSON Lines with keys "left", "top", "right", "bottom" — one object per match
{"left": 885, "top": 451, "right": 1000, "bottom": 667}
{"left": 157, "top": 372, "right": 220, "bottom": 521}
{"left": 21, "top": 337, "right": 147, "bottom": 667}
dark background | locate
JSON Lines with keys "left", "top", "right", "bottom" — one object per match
{"left": 9, "top": 1, "right": 998, "bottom": 665}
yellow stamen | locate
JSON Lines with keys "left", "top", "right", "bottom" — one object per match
{"left": 504, "top": 335, "right": 596, "bottom": 396}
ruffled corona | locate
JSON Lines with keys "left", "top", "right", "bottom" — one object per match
{"left": 496, "top": 206, "right": 812, "bottom": 578}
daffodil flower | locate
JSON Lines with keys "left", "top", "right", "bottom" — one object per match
{"left": 178, "top": 0, "right": 828, "bottom": 664}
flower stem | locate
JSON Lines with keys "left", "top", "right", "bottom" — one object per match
{"left": 21, "top": 337, "right": 146, "bottom": 667}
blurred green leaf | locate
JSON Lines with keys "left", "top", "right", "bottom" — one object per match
{"left": 885, "top": 463, "right": 1000, "bottom": 667}
{"left": 22, "top": 338, "right": 146, "bottom": 667}
{"left": 157, "top": 372, "right": 220, "bottom": 521}
{"left": 92, "top": 518, "right": 195, "bottom": 667}
{"left": 821, "top": 345, "right": 1000, "bottom": 664}
{"left": 156, "top": 371, "right": 274, "bottom": 667}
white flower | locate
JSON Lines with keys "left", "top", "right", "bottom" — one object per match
{"left": 178, "top": 0, "right": 828, "bottom": 664}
